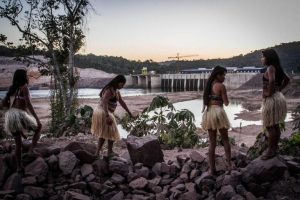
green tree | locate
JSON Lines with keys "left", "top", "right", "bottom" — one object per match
{"left": 0, "top": 0, "right": 91, "bottom": 136}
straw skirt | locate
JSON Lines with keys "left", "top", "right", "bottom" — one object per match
{"left": 262, "top": 91, "right": 287, "bottom": 128}
{"left": 91, "top": 106, "right": 120, "bottom": 141}
{"left": 4, "top": 108, "right": 38, "bottom": 136}
{"left": 202, "top": 105, "right": 231, "bottom": 131}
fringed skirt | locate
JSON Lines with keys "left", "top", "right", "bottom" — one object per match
{"left": 202, "top": 105, "right": 231, "bottom": 131}
{"left": 4, "top": 108, "right": 38, "bottom": 136}
{"left": 91, "top": 106, "right": 120, "bottom": 141}
{"left": 262, "top": 91, "right": 287, "bottom": 128}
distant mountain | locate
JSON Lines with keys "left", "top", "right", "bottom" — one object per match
{"left": 164, "top": 41, "right": 300, "bottom": 73}
{"left": 1, "top": 41, "right": 299, "bottom": 74}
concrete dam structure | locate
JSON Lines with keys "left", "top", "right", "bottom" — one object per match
{"left": 125, "top": 73, "right": 259, "bottom": 90}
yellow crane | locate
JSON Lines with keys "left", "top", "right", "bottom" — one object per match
{"left": 168, "top": 53, "right": 198, "bottom": 73}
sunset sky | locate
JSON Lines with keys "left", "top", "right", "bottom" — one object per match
{"left": 1, "top": 0, "right": 300, "bottom": 61}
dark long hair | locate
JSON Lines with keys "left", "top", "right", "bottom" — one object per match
{"left": 202, "top": 66, "right": 227, "bottom": 111}
{"left": 100, "top": 75, "right": 126, "bottom": 97}
{"left": 2, "top": 69, "right": 28, "bottom": 106}
{"left": 262, "top": 49, "right": 285, "bottom": 84}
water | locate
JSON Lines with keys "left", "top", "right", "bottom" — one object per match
{"left": 118, "top": 99, "right": 293, "bottom": 138}
{"left": 0, "top": 88, "right": 164, "bottom": 99}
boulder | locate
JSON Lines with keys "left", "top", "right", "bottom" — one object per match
{"left": 73, "top": 150, "right": 96, "bottom": 164}
{"left": 80, "top": 164, "right": 93, "bottom": 177}
{"left": 111, "top": 173, "right": 125, "bottom": 184}
{"left": 242, "top": 156, "right": 287, "bottom": 183}
{"left": 92, "top": 159, "right": 109, "bottom": 176}
{"left": 109, "top": 156, "right": 129, "bottom": 176}
{"left": 129, "top": 177, "right": 148, "bottom": 189}
{"left": 190, "top": 151, "right": 205, "bottom": 163}
{"left": 22, "top": 176, "right": 37, "bottom": 185}
{"left": 110, "top": 191, "right": 124, "bottom": 200}
{"left": 126, "top": 135, "right": 164, "bottom": 167}
{"left": 136, "top": 166, "right": 150, "bottom": 179}
{"left": 25, "top": 157, "right": 48, "bottom": 177}
{"left": 88, "top": 182, "right": 102, "bottom": 195}
{"left": 24, "top": 186, "right": 45, "bottom": 199}
{"left": 216, "top": 185, "right": 236, "bottom": 200}
{"left": 16, "top": 194, "right": 32, "bottom": 200}
{"left": 3, "top": 173, "right": 22, "bottom": 192}
{"left": 64, "top": 191, "right": 91, "bottom": 200}
{"left": 64, "top": 142, "right": 96, "bottom": 155}
{"left": 47, "top": 155, "right": 58, "bottom": 170}
{"left": 58, "top": 151, "right": 78, "bottom": 175}
{"left": 0, "top": 155, "right": 9, "bottom": 186}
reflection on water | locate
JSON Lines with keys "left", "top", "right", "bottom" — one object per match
{"left": 118, "top": 99, "right": 293, "bottom": 138}
{"left": 0, "top": 88, "right": 165, "bottom": 99}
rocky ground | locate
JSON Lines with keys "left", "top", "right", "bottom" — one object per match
{"left": 0, "top": 135, "right": 300, "bottom": 200}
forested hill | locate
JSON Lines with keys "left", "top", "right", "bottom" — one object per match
{"left": 74, "top": 41, "right": 300, "bottom": 74}
{"left": 1, "top": 41, "right": 299, "bottom": 74}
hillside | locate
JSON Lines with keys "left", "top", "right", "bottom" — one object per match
{"left": 1, "top": 41, "right": 300, "bottom": 75}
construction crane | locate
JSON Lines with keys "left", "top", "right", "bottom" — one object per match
{"left": 168, "top": 53, "right": 198, "bottom": 73}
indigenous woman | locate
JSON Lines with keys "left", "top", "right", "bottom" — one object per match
{"left": 2, "top": 69, "right": 42, "bottom": 172}
{"left": 202, "top": 66, "right": 231, "bottom": 175}
{"left": 91, "top": 75, "right": 133, "bottom": 157}
{"left": 261, "top": 49, "right": 289, "bottom": 159}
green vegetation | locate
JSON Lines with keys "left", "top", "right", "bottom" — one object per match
{"left": 279, "top": 132, "right": 300, "bottom": 156}
{"left": 120, "top": 96, "right": 200, "bottom": 149}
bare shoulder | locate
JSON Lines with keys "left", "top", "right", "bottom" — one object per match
{"left": 20, "top": 84, "right": 29, "bottom": 95}
{"left": 215, "top": 82, "right": 226, "bottom": 90}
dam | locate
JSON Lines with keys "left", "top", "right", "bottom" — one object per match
{"left": 125, "top": 72, "right": 260, "bottom": 91}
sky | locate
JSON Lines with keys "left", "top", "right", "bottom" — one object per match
{"left": 1, "top": 0, "right": 300, "bottom": 61}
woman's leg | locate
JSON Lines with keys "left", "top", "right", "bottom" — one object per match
{"left": 208, "top": 129, "right": 217, "bottom": 175}
{"left": 13, "top": 132, "right": 23, "bottom": 172}
{"left": 95, "top": 138, "right": 105, "bottom": 156}
{"left": 30, "top": 129, "right": 41, "bottom": 151}
{"left": 262, "top": 124, "right": 280, "bottom": 159}
{"left": 107, "top": 140, "right": 117, "bottom": 156}
{"left": 219, "top": 128, "right": 232, "bottom": 170}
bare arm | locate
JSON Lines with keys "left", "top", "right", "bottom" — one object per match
{"left": 118, "top": 92, "right": 132, "bottom": 117}
{"left": 279, "top": 73, "right": 290, "bottom": 91}
{"left": 220, "top": 84, "right": 229, "bottom": 106}
{"left": 22, "top": 86, "right": 41, "bottom": 125}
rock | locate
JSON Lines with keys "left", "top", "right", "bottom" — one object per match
{"left": 64, "top": 142, "right": 96, "bottom": 155}
{"left": 129, "top": 177, "right": 148, "bottom": 189}
{"left": 0, "top": 190, "right": 15, "bottom": 198}
{"left": 160, "top": 175, "right": 174, "bottom": 186}
{"left": 64, "top": 191, "right": 91, "bottom": 200}
{"left": 148, "top": 176, "right": 162, "bottom": 186}
{"left": 126, "top": 135, "right": 164, "bottom": 167}
{"left": 128, "top": 172, "right": 139, "bottom": 182}
{"left": 236, "top": 184, "right": 247, "bottom": 196}
{"left": 24, "top": 186, "right": 45, "bottom": 199}
{"left": 25, "top": 157, "right": 48, "bottom": 177}
{"left": 161, "top": 162, "right": 170, "bottom": 174}
{"left": 216, "top": 185, "right": 236, "bottom": 200}
{"left": 190, "top": 169, "right": 201, "bottom": 180}
{"left": 215, "top": 156, "right": 228, "bottom": 172}
{"left": 47, "top": 145, "right": 61, "bottom": 155}
{"left": 247, "top": 182, "right": 268, "bottom": 197}
{"left": 111, "top": 191, "right": 124, "bottom": 200}
{"left": 178, "top": 191, "right": 202, "bottom": 200}
{"left": 177, "top": 155, "right": 189, "bottom": 166}
{"left": 92, "top": 159, "right": 109, "bottom": 176}
{"left": 293, "top": 184, "right": 300, "bottom": 193}
{"left": 80, "top": 164, "right": 93, "bottom": 177}
{"left": 244, "top": 192, "right": 257, "bottom": 200}
{"left": 286, "top": 160, "right": 300, "bottom": 174}
{"left": 222, "top": 171, "right": 242, "bottom": 187}
{"left": 195, "top": 172, "right": 215, "bottom": 186}
{"left": 242, "top": 157, "right": 287, "bottom": 184}
{"left": 190, "top": 151, "right": 205, "bottom": 163}
{"left": 136, "top": 166, "right": 150, "bottom": 179}
{"left": 85, "top": 173, "right": 95, "bottom": 182}
{"left": 109, "top": 156, "right": 129, "bottom": 176}
{"left": 152, "top": 163, "right": 162, "bottom": 176}
{"left": 3, "top": 173, "right": 22, "bottom": 192}
{"left": 58, "top": 151, "right": 78, "bottom": 175}
{"left": 16, "top": 194, "right": 32, "bottom": 200}
{"left": 47, "top": 155, "right": 58, "bottom": 170}
{"left": 73, "top": 150, "right": 96, "bottom": 164}
{"left": 230, "top": 194, "right": 245, "bottom": 200}
{"left": 69, "top": 182, "right": 87, "bottom": 190}
{"left": 134, "top": 163, "right": 143, "bottom": 170}
{"left": 0, "top": 155, "right": 9, "bottom": 186}
{"left": 181, "top": 163, "right": 191, "bottom": 174}
{"left": 88, "top": 182, "right": 102, "bottom": 195}
{"left": 111, "top": 173, "right": 125, "bottom": 184}
{"left": 22, "top": 176, "right": 37, "bottom": 185}
{"left": 179, "top": 173, "right": 189, "bottom": 182}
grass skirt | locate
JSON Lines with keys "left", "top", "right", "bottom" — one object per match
{"left": 4, "top": 108, "right": 38, "bottom": 136}
{"left": 202, "top": 105, "right": 231, "bottom": 131}
{"left": 262, "top": 91, "right": 287, "bottom": 128}
{"left": 91, "top": 106, "right": 120, "bottom": 141}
